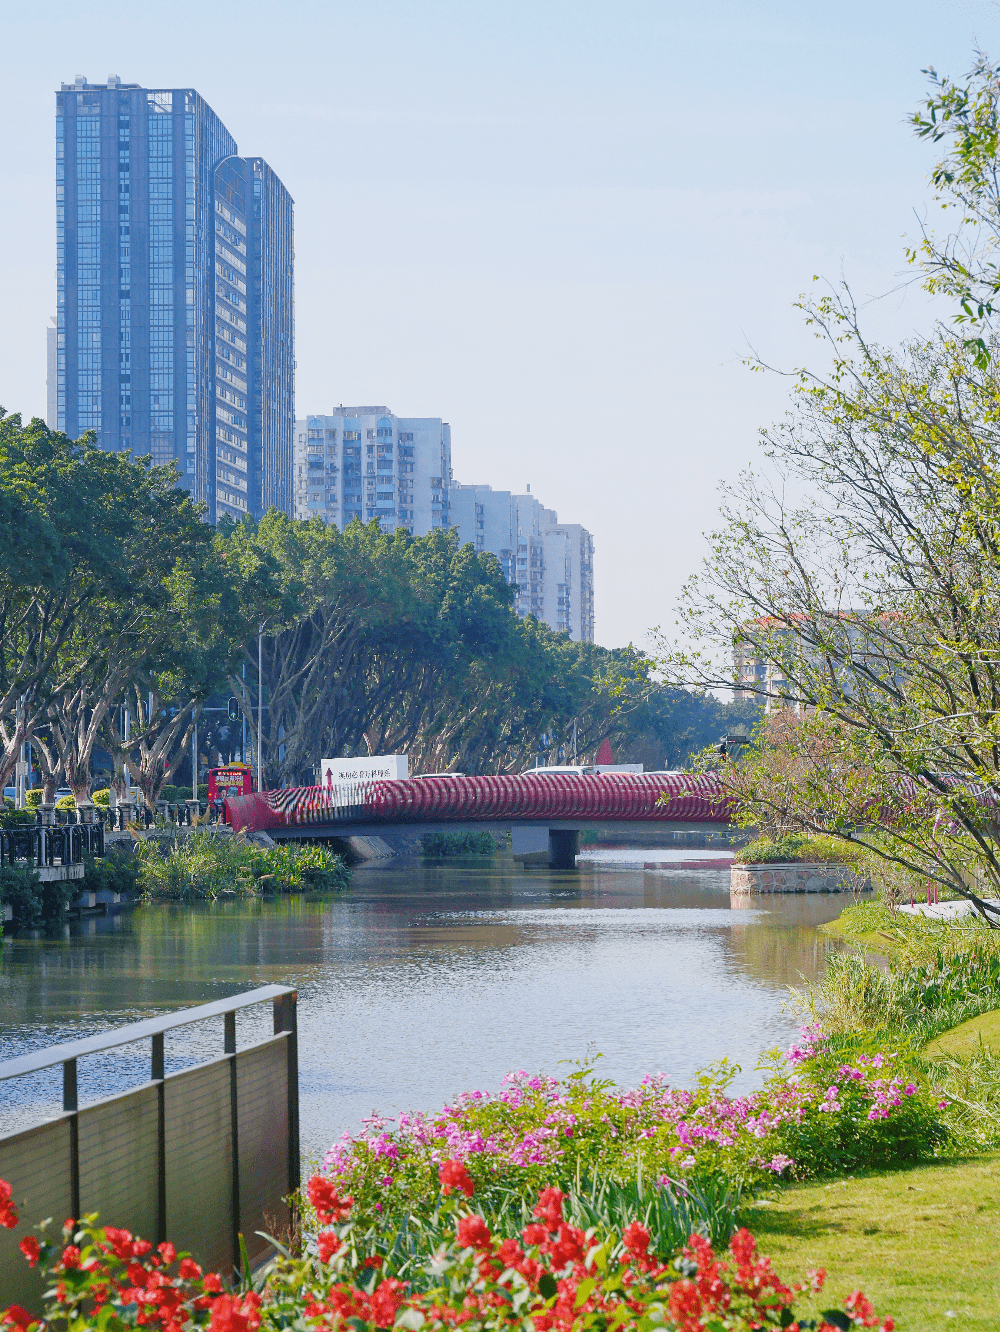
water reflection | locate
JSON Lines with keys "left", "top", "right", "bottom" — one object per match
{"left": 0, "top": 856, "right": 849, "bottom": 1162}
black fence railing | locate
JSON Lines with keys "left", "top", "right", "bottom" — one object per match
{"left": 0, "top": 822, "right": 104, "bottom": 869}
{"left": 0, "top": 985, "right": 300, "bottom": 1312}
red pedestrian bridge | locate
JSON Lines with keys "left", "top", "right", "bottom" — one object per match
{"left": 224, "top": 771, "right": 732, "bottom": 866}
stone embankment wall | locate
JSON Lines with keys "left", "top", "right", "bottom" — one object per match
{"left": 731, "top": 861, "right": 867, "bottom": 894}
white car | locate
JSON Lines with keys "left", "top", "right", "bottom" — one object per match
{"left": 519, "top": 765, "right": 598, "bottom": 777}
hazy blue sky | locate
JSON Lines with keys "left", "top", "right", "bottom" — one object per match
{"left": 1, "top": 1, "right": 997, "bottom": 647}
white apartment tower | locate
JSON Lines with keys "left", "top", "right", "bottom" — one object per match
{"left": 449, "top": 483, "right": 595, "bottom": 642}
{"left": 294, "top": 408, "right": 452, "bottom": 535}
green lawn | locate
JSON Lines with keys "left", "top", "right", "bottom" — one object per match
{"left": 745, "top": 1154, "right": 1000, "bottom": 1330}
{"left": 925, "top": 1010, "right": 1000, "bottom": 1058}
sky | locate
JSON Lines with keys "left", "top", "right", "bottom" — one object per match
{"left": 1, "top": 0, "right": 998, "bottom": 649}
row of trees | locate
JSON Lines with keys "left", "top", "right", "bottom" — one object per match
{"left": 660, "top": 54, "right": 1000, "bottom": 914}
{"left": 1, "top": 412, "right": 747, "bottom": 803}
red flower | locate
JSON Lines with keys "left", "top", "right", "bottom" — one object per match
{"left": 59, "top": 1245, "right": 81, "bottom": 1270}
{"left": 208, "top": 1293, "right": 261, "bottom": 1332}
{"left": 497, "top": 1238, "right": 523, "bottom": 1267}
{"left": 532, "top": 1188, "right": 564, "bottom": 1229}
{"left": 202, "top": 1272, "right": 224, "bottom": 1293}
{"left": 1, "top": 1307, "right": 35, "bottom": 1331}
{"left": 439, "top": 1159, "right": 475, "bottom": 1197}
{"left": 371, "top": 1278, "right": 406, "bottom": 1327}
{"left": 622, "top": 1221, "right": 651, "bottom": 1258}
{"left": 102, "top": 1227, "right": 136, "bottom": 1260}
{"left": 18, "top": 1237, "right": 40, "bottom": 1268}
{"left": 844, "top": 1291, "right": 883, "bottom": 1328}
{"left": 0, "top": 1180, "right": 18, "bottom": 1230}
{"left": 178, "top": 1257, "right": 203, "bottom": 1280}
{"left": 456, "top": 1216, "right": 493, "bottom": 1251}
{"left": 729, "top": 1228, "right": 756, "bottom": 1268}
{"left": 306, "top": 1174, "right": 353, "bottom": 1224}
{"left": 668, "top": 1278, "right": 703, "bottom": 1332}
{"left": 549, "top": 1223, "right": 585, "bottom": 1269}
{"left": 522, "top": 1223, "right": 548, "bottom": 1246}
{"left": 317, "top": 1231, "right": 342, "bottom": 1263}
{"left": 364, "top": 1255, "right": 383, "bottom": 1269}
{"left": 157, "top": 1241, "right": 176, "bottom": 1265}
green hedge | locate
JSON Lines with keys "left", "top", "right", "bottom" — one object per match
{"left": 419, "top": 830, "right": 499, "bottom": 858}
{"left": 734, "top": 832, "right": 869, "bottom": 865}
{"left": 0, "top": 806, "right": 37, "bottom": 829}
{"left": 0, "top": 863, "right": 78, "bottom": 931}
{"left": 160, "top": 784, "right": 209, "bottom": 804}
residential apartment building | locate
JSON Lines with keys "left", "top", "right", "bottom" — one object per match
{"left": 294, "top": 409, "right": 452, "bottom": 534}
{"left": 449, "top": 483, "right": 595, "bottom": 642}
{"left": 55, "top": 76, "right": 294, "bottom": 522}
{"left": 734, "top": 614, "right": 885, "bottom": 713}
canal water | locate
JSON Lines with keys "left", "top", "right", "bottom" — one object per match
{"left": 0, "top": 855, "right": 849, "bottom": 1165}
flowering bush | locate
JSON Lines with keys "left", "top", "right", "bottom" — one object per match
{"left": 1, "top": 1170, "right": 894, "bottom": 1332}
{"left": 318, "top": 1033, "right": 947, "bottom": 1232}
{"left": 0, "top": 1191, "right": 260, "bottom": 1332}
{"left": 270, "top": 1172, "right": 895, "bottom": 1331}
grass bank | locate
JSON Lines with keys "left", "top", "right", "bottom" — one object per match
{"left": 746, "top": 1152, "right": 1000, "bottom": 1330}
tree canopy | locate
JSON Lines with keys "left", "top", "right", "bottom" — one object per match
{"left": 0, "top": 413, "right": 732, "bottom": 799}
{"left": 659, "top": 54, "right": 1000, "bottom": 919}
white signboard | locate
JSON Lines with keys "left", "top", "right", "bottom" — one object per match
{"left": 320, "top": 754, "right": 409, "bottom": 788}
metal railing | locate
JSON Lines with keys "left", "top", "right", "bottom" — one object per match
{"left": 0, "top": 822, "right": 104, "bottom": 868}
{"left": 0, "top": 986, "right": 299, "bottom": 1311}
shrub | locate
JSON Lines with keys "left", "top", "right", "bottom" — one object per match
{"left": 2, "top": 1175, "right": 896, "bottom": 1332}
{"left": 160, "top": 784, "right": 195, "bottom": 805}
{"left": 420, "top": 830, "right": 499, "bottom": 858}
{"left": 23, "top": 789, "right": 43, "bottom": 810}
{"left": 0, "top": 807, "right": 36, "bottom": 829}
{"left": 134, "top": 830, "right": 349, "bottom": 901}
{"left": 82, "top": 847, "right": 140, "bottom": 899}
{"left": 92, "top": 788, "right": 111, "bottom": 808}
{"left": 812, "top": 915, "right": 1000, "bottom": 1045}
{"left": 734, "top": 833, "right": 869, "bottom": 866}
{"left": 0, "top": 863, "right": 77, "bottom": 932}
{"left": 0, "top": 863, "right": 44, "bottom": 930}
{"left": 319, "top": 1040, "right": 948, "bottom": 1238}
{"left": 55, "top": 794, "right": 75, "bottom": 811}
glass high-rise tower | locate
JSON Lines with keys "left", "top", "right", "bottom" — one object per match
{"left": 56, "top": 76, "right": 294, "bottom": 521}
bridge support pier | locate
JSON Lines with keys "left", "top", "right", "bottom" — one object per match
{"left": 547, "top": 829, "right": 579, "bottom": 869}
{"left": 512, "top": 827, "right": 579, "bottom": 868}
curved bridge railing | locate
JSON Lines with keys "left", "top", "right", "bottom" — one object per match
{"left": 224, "top": 772, "right": 731, "bottom": 835}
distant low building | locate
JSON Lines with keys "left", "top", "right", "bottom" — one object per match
{"left": 294, "top": 408, "right": 451, "bottom": 535}
{"left": 449, "top": 483, "right": 594, "bottom": 642}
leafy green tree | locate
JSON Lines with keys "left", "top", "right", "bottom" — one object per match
{"left": 658, "top": 55, "right": 1000, "bottom": 919}
{"left": 0, "top": 414, "right": 169, "bottom": 789}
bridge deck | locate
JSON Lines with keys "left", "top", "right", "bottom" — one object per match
{"left": 269, "top": 817, "right": 735, "bottom": 841}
